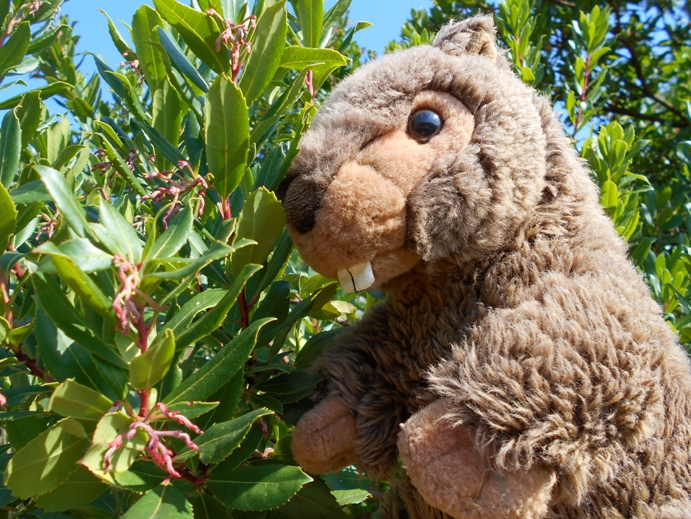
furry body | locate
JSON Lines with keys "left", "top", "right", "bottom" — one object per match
{"left": 281, "top": 17, "right": 691, "bottom": 518}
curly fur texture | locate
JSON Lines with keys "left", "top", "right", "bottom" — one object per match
{"left": 280, "top": 15, "right": 691, "bottom": 519}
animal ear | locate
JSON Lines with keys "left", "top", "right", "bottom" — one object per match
{"left": 433, "top": 15, "right": 498, "bottom": 62}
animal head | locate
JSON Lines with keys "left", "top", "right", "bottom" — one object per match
{"left": 279, "top": 16, "right": 554, "bottom": 292}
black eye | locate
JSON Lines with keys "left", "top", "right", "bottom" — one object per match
{"left": 408, "top": 110, "right": 443, "bottom": 143}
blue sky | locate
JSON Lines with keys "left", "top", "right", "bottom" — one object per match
{"left": 60, "top": 0, "right": 433, "bottom": 76}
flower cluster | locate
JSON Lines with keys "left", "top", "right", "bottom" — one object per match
{"left": 143, "top": 161, "right": 208, "bottom": 228}
{"left": 112, "top": 255, "right": 160, "bottom": 341}
{"left": 104, "top": 403, "right": 203, "bottom": 481}
{"left": 207, "top": 9, "right": 257, "bottom": 80}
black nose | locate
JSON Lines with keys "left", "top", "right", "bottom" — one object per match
{"left": 278, "top": 175, "right": 325, "bottom": 233}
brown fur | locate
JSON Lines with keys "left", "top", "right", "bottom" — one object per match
{"left": 280, "top": 15, "right": 691, "bottom": 519}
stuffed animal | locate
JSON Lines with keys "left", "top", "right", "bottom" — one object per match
{"left": 278, "top": 15, "right": 691, "bottom": 519}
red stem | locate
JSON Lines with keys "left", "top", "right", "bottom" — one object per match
{"left": 573, "top": 53, "right": 592, "bottom": 138}
{"left": 238, "top": 288, "right": 250, "bottom": 330}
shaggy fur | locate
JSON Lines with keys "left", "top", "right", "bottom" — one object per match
{"left": 280, "top": 15, "right": 691, "bottom": 519}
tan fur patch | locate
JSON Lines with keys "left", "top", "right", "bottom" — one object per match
{"left": 291, "top": 395, "right": 357, "bottom": 474}
{"left": 399, "top": 400, "right": 555, "bottom": 519}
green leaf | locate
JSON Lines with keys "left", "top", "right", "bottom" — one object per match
{"left": 0, "top": 21, "right": 30, "bottom": 78}
{"left": 154, "top": 0, "right": 231, "bottom": 74}
{"left": 95, "top": 197, "right": 144, "bottom": 263}
{"left": 192, "top": 493, "right": 232, "bottom": 519}
{"left": 294, "top": 328, "right": 344, "bottom": 369}
{"left": 167, "top": 401, "right": 219, "bottom": 419}
{"left": 35, "top": 165, "right": 91, "bottom": 239}
{"left": 296, "top": 0, "right": 323, "bottom": 48}
{"left": 239, "top": 1, "right": 287, "bottom": 104}
{"left": 16, "top": 90, "right": 43, "bottom": 149}
{"left": 130, "top": 329, "right": 176, "bottom": 390}
{"left": 178, "top": 408, "right": 272, "bottom": 463}
{"left": 132, "top": 6, "right": 167, "bottom": 91}
{"left": 0, "top": 109, "right": 21, "bottom": 188}
{"left": 172, "top": 263, "right": 262, "bottom": 350}
{"left": 0, "top": 183, "right": 17, "bottom": 253}
{"left": 49, "top": 380, "right": 114, "bottom": 421}
{"left": 331, "top": 489, "right": 371, "bottom": 506}
{"left": 34, "top": 465, "right": 108, "bottom": 512}
{"left": 153, "top": 80, "right": 185, "bottom": 171}
{"left": 39, "top": 252, "right": 114, "bottom": 322}
{"left": 100, "top": 10, "right": 134, "bottom": 57}
{"left": 122, "top": 484, "right": 193, "bottom": 519}
{"left": 157, "top": 289, "right": 225, "bottom": 341}
{"left": 206, "top": 77, "right": 249, "bottom": 199}
{"left": 600, "top": 179, "right": 619, "bottom": 209}
{"left": 80, "top": 412, "right": 148, "bottom": 478}
{"left": 165, "top": 317, "right": 273, "bottom": 405}
{"left": 145, "top": 241, "right": 235, "bottom": 280}
{"left": 5, "top": 419, "right": 89, "bottom": 499}
{"left": 280, "top": 46, "right": 347, "bottom": 71}
{"left": 33, "top": 273, "right": 127, "bottom": 369}
{"left": 231, "top": 188, "right": 286, "bottom": 277}
{"left": 147, "top": 205, "right": 194, "bottom": 261}
{"left": 208, "top": 465, "right": 312, "bottom": 511}
{"left": 105, "top": 70, "right": 150, "bottom": 123}
{"left": 36, "top": 238, "right": 114, "bottom": 273}
{"left": 157, "top": 27, "right": 210, "bottom": 93}
{"left": 0, "top": 82, "right": 71, "bottom": 110}
{"left": 278, "top": 479, "right": 349, "bottom": 518}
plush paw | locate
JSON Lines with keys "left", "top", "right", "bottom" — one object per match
{"left": 398, "top": 399, "right": 555, "bottom": 519}
{"left": 291, "top": 394, "right": 358, "bottom": 474}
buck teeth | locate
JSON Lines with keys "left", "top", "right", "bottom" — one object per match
{"left": 337, "top": 262, "right": 375, "bottom": 293}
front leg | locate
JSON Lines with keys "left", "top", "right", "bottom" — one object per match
{"left": 291, "top": 394, "right": 357, "bottom": 474}
{"left": 398, "top": 399, "right": 556, "bottom": 519}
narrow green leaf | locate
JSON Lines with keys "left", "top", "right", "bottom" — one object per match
{"left": 130, "top": 330, "right": 176, "bottom": 390}
{"left": 145, "top": 241, "right": 235, "bottom": 280}
{"left": 27, "top": 23, "right": 71, "bottom": 55}
{"left": 294, "top": 328, "right": 344, "bottom": 369}
{"left": 167, "top": 401, "right": 219, "bottom": 419}
{"left": 208, "top": 465, "right": 312, "bottom": 511}
{"left": 172, "top": 263, "right": 262, "bottom": 350}
{"left": 35, "top": 165, "right": 91, "bottom": 239}
{"left": 157, "top": 27, "right": 210, "bottom": 93}
{"left": 122, "top": 484, "right": 193, "bottom": 519}
{"left": 0, "top": 21, "right": 30, "bottom": 77}
{"left": 49, "top": 380, "right": 114, "bottom": 421}
{"left": 239, "top": 1, "right": 287, "bottom": 104}
{"left": 16, "top": 90, "right": 43, "bottom": 149}
{"left": 178, "top": 408, "right": 272, "bottom": 463}
{"left": 165, "top": 317, "right": 273, "bottom": 404}
{"left": 279, "top": 46, "right": 347, "bottom": 70}
{"left": 130, "top": 119, "right": 187, "bottom": 167}
{"left": 154, "top": 0, "right": 231, "bottom": 74}
{"left": 0, "top": 109, "right": 21, "bottom": 188}
{"left": 0, "top": 82, "right": 71, "bottom": 110}
{"left": 5, "top": 419, "right": 89, "bottom": 499}
{"left": 147, "top": 206, "right": 194, "bottom": 261}
{"left": 206, "top": 77, "right": 249, "bottom": 199}
{"left": 100, "top": 10, "right": 134, "bottom": 57}
{"left": 321, "top": 0, "right": 351, "bottom": 36}
{"left": 296, "top": 0, "right": 323, "bottom": 48}
{"left": 0, "top": 183, "right": 17, "bottom": 252}
{"left": 231, "top": 188, "right": 286, "bottom": 277}
{"left": 105, "top": 70, "right": 150, "bottom": 123}
{"left": 132, "top": 6, "right": 166, "bottom": 90}
{"left": 153, "top": 80, "right": 185, "bottom": 171}
{"left": 157, "top": 288, "right": 225, "bottom": 340}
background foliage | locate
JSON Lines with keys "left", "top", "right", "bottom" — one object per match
{"left": 0, "top": 0, "right": 688, "bottom": 518}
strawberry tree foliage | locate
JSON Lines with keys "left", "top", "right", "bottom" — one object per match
{"left": 0, "top": 0, "right": 379, "bottom": 517}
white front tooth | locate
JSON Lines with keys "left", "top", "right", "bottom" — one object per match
{"left": 337, "top": 262, "right": 374, "bottom": 293}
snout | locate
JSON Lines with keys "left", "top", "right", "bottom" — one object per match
{"left": 282, "top": 161, "right": 408, "bottom": 280}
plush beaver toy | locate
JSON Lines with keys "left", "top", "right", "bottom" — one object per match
{"left": 278, "top": 15, "right": 691, "bottom": 519}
